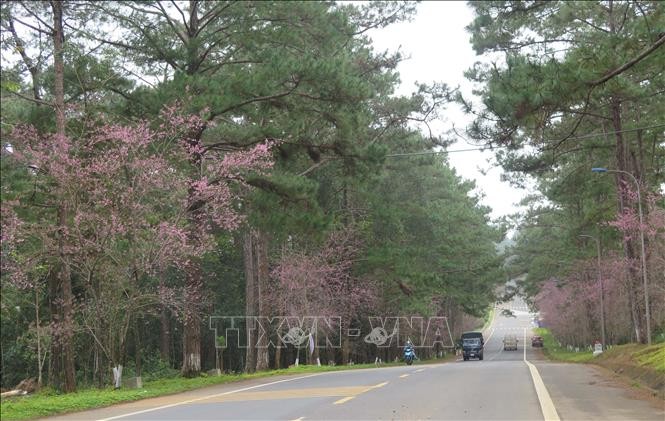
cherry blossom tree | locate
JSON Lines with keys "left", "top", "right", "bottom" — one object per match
{"left": 1, "top": 102, "right": 274, "bottom": 385}
{"left": 269, "top": 226, "right": 376, "bottom": 364}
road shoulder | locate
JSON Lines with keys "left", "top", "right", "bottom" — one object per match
{"left": 534, "top": 360, "right": 664, "bottom": 420}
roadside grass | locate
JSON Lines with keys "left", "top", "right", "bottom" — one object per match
{"left": 0, "top": 357, "right": 447, "bottom": 421}
{"left": 533, "top": 328, "right": 594, "bottom": 363}
{"left": 633, "top": 344, "right": 665, "bottom": 372}
{"left": 480, "top": 306, "right": 495, "bottom": 331}
{"left": 536, "top": 328, "right": 665, "bottom": 399}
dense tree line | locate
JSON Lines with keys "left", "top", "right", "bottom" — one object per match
{"left": 464, "top": 1, "right": 664, "bottom": 346}
{"left": 1, "top": 1, "right": 503, "bottom": 391}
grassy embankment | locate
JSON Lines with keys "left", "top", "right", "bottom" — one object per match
{"left": 0, "top": 355, "right": 452, "bottom": 421}
{"left": 481, "top": 306, "right": 495, "bottom": 331}
{"left": 534, "top": 327, "right": 665, "bottom": 399}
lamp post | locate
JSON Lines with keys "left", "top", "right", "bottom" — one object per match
{"left": 591, "top": 167, "right": 650, "bottom": 345}
{"left": 579, "top": 234, "right": 606, "bottom": 349}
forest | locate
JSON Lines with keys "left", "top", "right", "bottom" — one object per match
{"left": 0, "top": 0, "right": 663, "bottom": 395}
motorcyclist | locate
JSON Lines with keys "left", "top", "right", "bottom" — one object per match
{"left": 403, "top": 339, "right": 417, "bottom": 359}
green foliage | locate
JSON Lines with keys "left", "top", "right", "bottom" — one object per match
{"left": 356, "top": 132, "right": 506, "bottom": 317}
{"left": 1, "top": 0, "right": 510, "bottom": 390}
{"left": 466, "top": 1, "right": 665, "bottom": 311}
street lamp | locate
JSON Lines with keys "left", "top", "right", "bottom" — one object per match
{"left": 579, "top": 234, "right": 606, "bottom": 349}
{"left": 591, "top": 167, "right": 650, "bottom": 344}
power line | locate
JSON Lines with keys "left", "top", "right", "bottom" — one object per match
{"left": 384, "top": 123, "right": 665, "bottom": 158}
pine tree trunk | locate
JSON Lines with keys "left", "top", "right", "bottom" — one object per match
{"left": 160, "top": 307, "right": 171, "bottom": 364}
{"left": 181, "top": 265, "right": 202, "bottom": 377}
{"left": 274, "top": 343, "right": 281, "bottom": 369}
{"left": 243, "top": 230, "right": 257, "bottom": 372}
{"left": 159, "top": 270, "right": 171, "bottom": 364}
{"left": 610, "top": 99, "right": 644, "bottom": 342}
{"left": 48, "top": 270, "right": 62, "bottom": 390}
{"left": 133, "top": 317, "right": 142, "bottom": 379}
{"left": 626, "top": 276, "right": 642, "bottom": 343}
{"left": 341, "top": 322, "right": 350, "bottom": 364}
{"left": 59, "top": 239, "right": 76, "bottom": 392}
{"left": 51, "top": 0, "right": 76, "bottom": 393}
{"left": 255, "top": 230, "right": 270, "bottom": 371}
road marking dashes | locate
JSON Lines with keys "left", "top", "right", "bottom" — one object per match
{"left": 399, "top": 374, "right": 409, "bottom": 378}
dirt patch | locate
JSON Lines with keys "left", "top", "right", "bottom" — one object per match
{"left": 593, "top": 362, "right": 664, "bottom": 400}
{"left": 591, "top": 344, "right": 665, "bottom": 401}
{"left": 590, "top": 363, "right": 665, "bottom": 411}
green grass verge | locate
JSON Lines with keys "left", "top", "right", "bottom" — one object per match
{"left": 633, "top": 344, "right": 665, "bottom": 372}
{"left": 535, "top": 328, "right": 665, "bottom": 371}
{"left": 592, "top": 342, "right": 665, "bottom": 372}
{"left": 533, "top": 328, "right": 595, "bottom": 363}
{"left": 535, "top": 328, "right": 665, "bottom": 397}
{"left": 480, "top": 306, "right": 495, "bottom": 331}
{"left": 0, "top": 357, "right": 448, "bottom": 421}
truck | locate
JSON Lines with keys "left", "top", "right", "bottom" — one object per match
{"left": 461, "top": 331, "right": 484, "bottom": 361}
{"left": 503, "top": 334, "right": 518, "bottom": 351}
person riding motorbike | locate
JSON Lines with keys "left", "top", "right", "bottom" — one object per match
{"left": 403, "top": 339, "right": 417, "bottom": 360}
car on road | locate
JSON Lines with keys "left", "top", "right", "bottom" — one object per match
{"left": 531, "top": 335, "right": 543, "bottom": 347}
{"left": 503, "top": 334, "right": 518, "bottom": 351}
{"left": 500, "top": 308, "right": 516, "bottom": 318}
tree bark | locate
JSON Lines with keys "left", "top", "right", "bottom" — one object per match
{"left": 274, "top": 342, "right": 281, "bottom": 369}
{"left": 57, "top": 205, "right": 76, "bottom": 392}
{"left": 47, "top": 269, "right": 62, "bottom": 389}
{"left": 7, "top": 12, "right": 41, "bottom": 102}
{"left": 50, "top": 0, "right": 76, "bottom": 393}
{"left": 160, "top": 307, "right": 171, "bottom": 364}
{"left": 133, "top": 316, "right": 142, "bottom": 379}
{"left": 243, "top": 230, "right": 257, "bottom": 372}
{"left": 255, "top": 230, "right": 270, "bottom": 371}
{"left": 610, "top": 98, "right": 644, "bottom": 342}
{"left": 159, "top": 271, "right": 171, "bottom": 364}
{"left": 35, "top": 289, "right": 43, "bottom": 388}
{"left": 181, "top": 263, "right": 202, "bottom": 377}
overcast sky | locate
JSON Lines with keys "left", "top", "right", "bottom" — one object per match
{"left": 366, "top": 2, "right": 529, "bottom": 220}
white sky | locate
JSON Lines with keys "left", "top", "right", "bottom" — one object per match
{"left": 366, "top": 2, "right": 530, "bottom": 220}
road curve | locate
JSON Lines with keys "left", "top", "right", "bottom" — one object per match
{"left": 44, "top": 296, "right": 664, "bottom": 420}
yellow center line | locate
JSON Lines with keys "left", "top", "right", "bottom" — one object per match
{"left": 332, "top": 381, "right": 389, "bottom": 405}
{"left": 200, "top": 386, "right": 369, "bottom": 403}
{"left": 399, "top": 374, "right": 409, "bottom": 378}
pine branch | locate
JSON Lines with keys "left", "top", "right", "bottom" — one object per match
{"left": 590, "top": 34, "right": 665, "bottom": 86}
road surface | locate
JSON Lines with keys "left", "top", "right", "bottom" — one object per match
{"left": 46, "top": 296, "right": 664, "bottom": 420}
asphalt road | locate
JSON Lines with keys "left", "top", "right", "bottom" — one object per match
{"left": 47, "top": 296, "right": 664, "bottom": 420}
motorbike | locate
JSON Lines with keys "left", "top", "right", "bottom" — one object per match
{"left": 404, "top": 347, "right": 416, "bottom": 365}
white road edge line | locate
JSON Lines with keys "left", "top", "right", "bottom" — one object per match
{"left": 523, "top": 327, "right": 560, "bottom": 421}
{"left": 96, "top": 373, "right": 325, "bottom": 421}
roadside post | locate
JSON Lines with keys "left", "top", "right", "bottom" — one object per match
{"left": 593, "top": 341, "right": 603, "bottom": 357}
